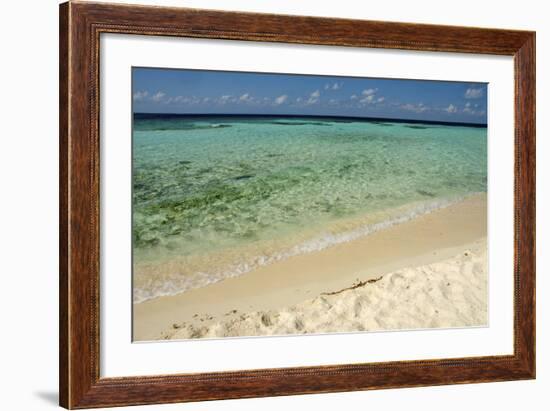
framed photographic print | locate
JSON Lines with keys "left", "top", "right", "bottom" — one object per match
{"left": 59, "top": 1, "right": 535, "bottom": 408}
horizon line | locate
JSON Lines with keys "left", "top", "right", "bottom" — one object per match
{"left": 133, "top": 112, "right": 487, "bottom": 127}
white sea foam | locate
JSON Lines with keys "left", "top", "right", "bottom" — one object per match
{"left": 133, "top": 195, "right": 474, "bottom": 303}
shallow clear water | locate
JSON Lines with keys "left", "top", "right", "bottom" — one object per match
{"left": 132, "top": 115, "right": 487, "bottom": 302}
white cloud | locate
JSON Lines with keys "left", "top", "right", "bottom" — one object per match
{"left": 362, "top": 88, "right": 377, "bottom": 96}
{"left": 296, "top": 97, "right": 302, "bottom": 103}
{"left": 401, "top": 103, "right": 429, "bottom": 113}
{"left": 445, "top": 104, "right": 458, "bottom": 113}
{"left": 325, "top": 82, "right": 343, "bottom": 90}
{"left": 170, "top": 96, "right": 202, "bottom": 105}
{"left": 218, "top": 95, "right": 233, "bottom": 104}
{"left": 305, "top": 90, "right": 321, "bottom": 105}
{"left": 463, "top": 102, "right": 486, "bottom": 116}
{"left": 151, "top": 91, "right": 166, "bottom": 102}
{"left": 133, "top": 91, "right": 148, "bottom": 101}
{"left": 360, "top": 94, "right": 375, "bottom": 104}
{"left": 239, "top": 93, "right": 252, "bottom": 102}
{"left": 465, "top": 87, "right": 484, "bottom": 99}
{"left": 356, "top": 88, "right": 385, "bottom": 105}
{"left": 350, "top": 94, "right": 357, "bottom": 100}
{"left": 274, "top": 95, "right": 288, "bottom": 105}
{"left": 147, "top": 95, "right": 206, "bottom": 105}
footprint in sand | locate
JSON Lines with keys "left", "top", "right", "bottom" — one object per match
{"left": 260, "top": 313, "right": 273, "bottom": 327}
{"left": 390, "top": 273, "right": 406, "bottom": 289}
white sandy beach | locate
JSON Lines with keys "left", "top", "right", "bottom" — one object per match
{"left": 167, "top": 238, "right": 487, "bottom": 339}
{"left": 134, "top": 194, "right": 487, "bottom": 341}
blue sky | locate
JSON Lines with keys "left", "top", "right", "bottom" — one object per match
{"left": 133, "top": 67, "right": 487, "bottom": 124}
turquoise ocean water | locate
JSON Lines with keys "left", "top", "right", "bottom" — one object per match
{"left": 133, "top": 115, "right": 487, "bottom": 303}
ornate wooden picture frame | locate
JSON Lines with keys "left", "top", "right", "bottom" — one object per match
{"left": 59, "top": 1, "right": 535, "bottom": 408}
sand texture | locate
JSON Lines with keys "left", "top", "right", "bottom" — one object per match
{"left": 164, "top": 239, "right": 487, "bottom": 339}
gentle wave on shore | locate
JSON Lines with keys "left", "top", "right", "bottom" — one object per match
{"left": 133, "top": 194, "right": 475, "bottom": 303}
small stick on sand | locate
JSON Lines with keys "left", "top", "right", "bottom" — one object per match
{"left": 321, "top": 276, "right": 383, "bottom": 296}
